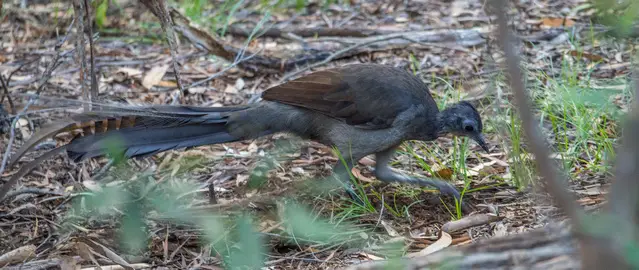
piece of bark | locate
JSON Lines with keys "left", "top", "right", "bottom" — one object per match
{"left": 344, "top": 223, "right": 580, "bottom": 270}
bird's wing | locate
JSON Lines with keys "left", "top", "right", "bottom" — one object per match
{"left": 262, "top": 64, "right": 435, "bottom": 129}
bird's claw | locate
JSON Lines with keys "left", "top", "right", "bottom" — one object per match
{"left": 437, "top": 182, "right": 462, "bottom": 200}
{"left": 437, "top": 182, "right": 472, "bottom": 214}
{"left": 344, "top": 186, "right": 365, "bottom": 206}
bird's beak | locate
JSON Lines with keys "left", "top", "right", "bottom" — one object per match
{"left": 472, "top": 134, "right": 490, "bottom": 153}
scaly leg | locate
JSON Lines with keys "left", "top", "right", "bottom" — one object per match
{"left": 374, "top": 147, "right": 469, "bottom": 211}
{"left": 331, "top": 152, "right": 366, "bottom": 204}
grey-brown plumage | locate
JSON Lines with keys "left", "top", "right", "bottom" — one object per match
{"left": 6, "top": 64, "right": 488, "bottom": 206}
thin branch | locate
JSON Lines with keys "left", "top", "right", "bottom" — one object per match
{"left": 0, "top": 99, "right": 36, "bottom": 176}
{"left": 160, "top": 3, "right": 186, "bottom": 103}
{"left": 0, "top": 19, "right": 75, "bottom": 192}
{"left": 187, "top": 12, "right": 270, "bottom": 89}
{"left": 278, "top": 33, "right": 438, "bottom": 83}
{"left": 0, "top": 75, "right": 15, "bottom": 114}
{"left": 187, "top": 49, "right": 263, "bottom": 89}
{"left": 0, "top": 57, "right": 41, "bottom": 113}
{"left": 140, "top": 0, "right": 186, "bottom": 102}
{"left": 606, "top": 65, "right": 639, "bottom": 244}
{"left": 489, "top": 0, "right": 581, "bottom": 221}
{"left": 0, "top": 187, "right": 64, "bottom": 203}
{"left": 83, "top": 0, "right": 99, "bottom": 104}
{"left": 72, "top": 0, "right": 90, "bottom": 111}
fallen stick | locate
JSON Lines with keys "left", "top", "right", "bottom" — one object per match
{"left": 344, "top": 223, "right": 578, "bottom": 270}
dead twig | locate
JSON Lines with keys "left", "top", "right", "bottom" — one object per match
{"left": 0, "top": 98, "right": 36, "bottom": 177}
{"left": 0, "top": 57, "right": 40, "bottom": 113}
{"left": 139, "top": 0, "right": 186, "bottom": 103}
{"left": 187, "top": 14, "right": 269, "bottom": 89}
{"left": 0, "top": 75, "right": 15, "bottom": 115}
{"left": 227, "top": 24, "right": 396, "bottom": 38}
{"left": 82, "top": 0, "right": 99, "bottom": 105}
{"left": 279, "top": 34, "right": 415, "bottom": 83}
{"left": 168, "top": 5, "right": 487, "bottom": 74}
{"left": 187, "top": 49, "right": 263, "bottom": 89}
{"left": 0, "top": 19, "right": 75, "bottom": 201}
{"left": 72, "top": 0, "right": 90, "bottom": 111}
{"left": 346, "top": 223, "right": 576, "bottom": 270}
{"left": 0, "top": 187, "right": 64, "bottom": 203}
{"left": 190, "top": 188, "right": 289, "bottom": 212}
{"left": 278, "top": 29, "right": 486, "bottom": 83}
{"left": 441, "top": 214, "right": 503, "bottom": 234}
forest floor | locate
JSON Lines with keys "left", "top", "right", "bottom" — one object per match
{"left": 0, "top": 0, "right": 630, "bottom": 269}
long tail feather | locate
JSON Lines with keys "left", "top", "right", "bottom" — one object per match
{"left": 2, "top": 104, "right": 263, "bottom": 202}
{"left": 9, "top": 104, "right": 253, "bottom": 165}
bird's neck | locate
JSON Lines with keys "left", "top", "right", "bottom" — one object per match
{"left": 408, "top": 111, "right": 447, "bottom": 141}
{"left": 434, "top": 112, "right": 448, "bottom": 138}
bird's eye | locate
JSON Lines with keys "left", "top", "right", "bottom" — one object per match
{"left": 464, "top": 125, "right": 474, "bottom": 132}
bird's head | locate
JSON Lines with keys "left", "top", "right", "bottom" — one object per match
{"left": 438, "top": 101, "right": 489, "bottom": 152}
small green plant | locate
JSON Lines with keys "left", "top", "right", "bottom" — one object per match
{"left": 184, "top": 0, "right": 204, "bottom": 20}
{"left": 94, "top": 0, "right": 109, "bottom": 29}
{"left": 506, "top": 109, "right": 536, "bottom": 190}
{"left": 333, "top": 146, "right": 376, "bottom": 213}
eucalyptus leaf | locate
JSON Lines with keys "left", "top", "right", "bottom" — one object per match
{"left": 225, "top": 216, "right": 265, "bottom": 270}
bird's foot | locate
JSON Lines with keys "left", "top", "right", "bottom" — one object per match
{"left": 436, "top": 182, "right": 472, "bottom": 214}
{"left": 344, "top": 185, "right": 366, "bottom": 206}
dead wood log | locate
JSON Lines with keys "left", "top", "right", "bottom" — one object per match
{"left": 344, "top": 223, "right": 580, "bottom": 270}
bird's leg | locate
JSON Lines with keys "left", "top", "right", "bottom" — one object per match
{"left": 374, "top": 147, "right": 468, "bottom": 210}
{"left": 330, "top": 152, "right": 366, "bottom": 204}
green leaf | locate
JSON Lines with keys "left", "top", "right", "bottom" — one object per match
{"left": 199, "top": 216, "right": 226, "bottom": 244}
{"left": 185, "top": 0, "right": 203, "bottom": 19}
{"left": 95, "top": 0, "right": 109, "bottom": 29}
{"left": 226, "top": 216, "right": 265, "bottom": 270}
{"left": 295, "top": 0, "right": 306, "bottom": 11}
{"left": 282, "top": 201, "right": 346, "bottom": 244}
{"left": 79, "top": 185, "right": 128, "bottom": 215}
{"left": 119, "top": 202, "right": 148, "bottom": 253}
{"left": 146, "top": 181, "right": 200, "bottom": 221}
{"left": 102, "top": 135, "right": 127, "bottom": 166}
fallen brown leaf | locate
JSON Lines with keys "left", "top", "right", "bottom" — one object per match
{"left": 434, "top": 168, "right": 454, "bottom": 180}
{"left": 569, "top": 50, "right": 605, "bottom": 62}
{"left": 0, "top": 244, "right": 36, "bottom": 266}
{"left": 142, "top": 65, "right": 169, "bottom": 89}
{"left": 442, "top": 213, "right": 503, "bottom": 234}
{"left": 451, "top": 235, "right": 471, "bottom": 245}
{"left": 88, "top": 239, "right": 133, "bottom": 268}
{"left": 380, "top": 220, "right": 400, "bottom": 237}
{"left": 157, "top": 80, "right": 178, "bottom": 88}
{"left": 541, "top": 17, "right": 575, "bottom": 27}
{"left": 357, "top": 252, "right": 384, "bottom": 261}
{"left": 405, "top": 231, "right": 452, "bottom": 258}
{"left": 351, "top": 168, "right": 376, "bottom": 183}
{"left": 358, "top": 156, "right": 376, "bottom": 166}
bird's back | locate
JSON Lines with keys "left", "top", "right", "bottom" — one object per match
{"left": 263, "top": 63, "right": 440, "bottom": 130}
{"left": 336, "top": 64, "right": 441, "bottom": 128}
{"left": 337, "top": 64, "right": 439, "bottom": 111}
